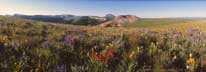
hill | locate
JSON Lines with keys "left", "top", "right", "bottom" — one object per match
{"left": 99, "top": 15, "right": 140, "bottom": 27}
{"left": 7, "top": 14, "right": 198, "bottom": 28}
{"left": 8, "top": 14, "right": 106, "bottom": 25}
{"left": 6, "top": 14, "right": 141, "bottom": 26}
{"left": 1, "top": 16, "right": 206, "bottom": 71}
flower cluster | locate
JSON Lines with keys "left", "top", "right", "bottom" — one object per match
{"left": 172, "top": 31, "right": 182, "bottom": 35}
{"left": 186, "top": 53, "right": 195, "bottom": 71}
{"left": 0, "top": 35, "right": 8, "bottom": 41}
{"left": 89, "top": 50, "right": 114, "bottom": 64}
{"left": 187, "top": 57, "right": 195, "bottom": 65}
{"left": 64, "top": 34, "right": 75, "bottom": 44}
{"left": 41, "top": 41, "right": 50, "bottom": 47}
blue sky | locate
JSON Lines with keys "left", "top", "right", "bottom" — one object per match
{"left": 1, "top": 0, "right": 206, "bottom": 18}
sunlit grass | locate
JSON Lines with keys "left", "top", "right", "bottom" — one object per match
{"left": 126, "top": 18, "right": 194, "bottom": 27}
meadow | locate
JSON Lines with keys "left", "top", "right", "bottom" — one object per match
{"left": 125, "top": 18, "right": 194, "bottom": 27}
{"left": 1, "top": 16, "right": 206, "bottom": 72}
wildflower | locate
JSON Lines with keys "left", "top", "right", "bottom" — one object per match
{"left": 103, "top": 52, "right": 108, "bottom": 57}
{"left": 192, "top": 28, "right": 200, "bottom": 32}
{"left": 186, "top": 53, "right": 195, "bottom": 71}
{"left": 2, "top": 36, "right": 8, "bottom": 41}
{"left": 89, "top": 50, "right": 115, "bottom": 64}
{"left": 64, "top": 35, "right": 74, "bottom": 43}
{"left": 108, "top": 50, "right": 114, "bottom": 57}
{"left": 189, "top": 53, "right": 192, "bottom": 57}
{"left": 189, "top": 33, "right": 193, "bottom": 37}
{"left": 172, "top": 31, "right": 182, "bottom": 35}
{"left": 79, "top": 31, "right": 86, "bottom": 38}
{"left": 104, "top": 58, "right": 110, "bottom": 64}
{"left": 193, "top": 36, "right": 201, "bottom": 41}
{"left": 108, "top": 43, "right": 113, "bottom": 47}
{"left": 23, "top": 51, "right": 26, "bottom": 56}
{"left": 41, "top": 41, "right": 49, "bottom": 47}
{"left": 0, "top": 35, "right": 8, "bottom": 41}
{"left": 103, "top": 50, "right": 114, "bottom": 57}
{"left": 129, "top": 51, "right": 135, "bottom": 59}
{"left": 58, "top": 64, "right": 65, "bottom": 72}
{"left": 187, "top": 53, "right": 194, "bottom": 63}
{"left": 97, "top": 54, "right": 103, "bottom": 61}
{"left": 89, "top": 53, "right": 97, "bottom": 58}
{"left": 173, "top": 55, "right": 177, "bottom": 60}
{"left": 187, "top": 57, "right": 195, "bottom": 65}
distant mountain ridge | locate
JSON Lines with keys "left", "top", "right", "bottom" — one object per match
{"left": 6, "top": 14, "right": 107, "bottom": 25}
{"left": 5, "top": 14, "right": 140, "bottom": 26}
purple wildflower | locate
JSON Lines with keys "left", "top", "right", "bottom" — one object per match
{"left": 41, "top": 41, "right": 49, "bottom": 47}
{"left": 192, "top": 28, "right": 201, "bottom": 32}
{"left": 22, "top": 51, "right": 26, "bottom": 56}
{"left": 171, "top": 40, "right": 177, "bottom": 45}
{"left": 189, "top": 34, "right": 193, "bottom": 37}
{"left": 59, "top": 64, "right": 65, "bottom": 72}
{"left": 64, "top": 34, "right": 74, "bottom": 43}
{"left": 172, "top": 31, "right": 182, "bottom": 35}
{"left": 193, "top": 36, "right": 201, "bottom": 42}
{"left": 79, "top": 31, "right": 86, "bottom": 38}
{"left": 55, "top": 64, "right": 66, "bottom": 72}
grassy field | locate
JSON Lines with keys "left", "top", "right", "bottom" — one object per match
{"left": 126, "top": 18, "right": 194, "bottom": 27}
{"left": 1, "top": 16, "right": 206, "bottom": 72}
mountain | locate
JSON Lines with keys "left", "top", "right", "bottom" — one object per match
{"left": 105, "top": 14, "right": 115, "bottom": 20}
{"left": 12, "top": 14, "right": 66, "bottom": 23}
{"left": 99, "top": 15, "right": 140, "bottom": 27}
{"left": 5, "top": 14, "right": 141, "bottom": 26}
{"left": 8, "top": 14, "right": 106, "bottom": 25}
{"left": 66, "top": 16, "right": 106, "bottom": 25}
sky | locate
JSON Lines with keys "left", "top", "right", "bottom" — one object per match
{"left": 1, "top": 0, "right": 206, "bottom": 18}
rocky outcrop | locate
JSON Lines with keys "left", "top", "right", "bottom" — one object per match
{"left": 99, "top": 15, "right": 140, "bottom": 27}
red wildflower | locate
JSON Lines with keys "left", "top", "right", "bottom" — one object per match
{"left": 89, "top": 53, "right": 97, "bottom": 58}
{"left": 97, "top": 54, "right": 103, "bottom": 61}
{"left": 103, "top": 52, "right": 108, "bottom": 57}
{"left": 108, "top": 50, "right": 114, "bottom": 57}
{"left": 104, "top": 58, "right": 110, "bottom": 64}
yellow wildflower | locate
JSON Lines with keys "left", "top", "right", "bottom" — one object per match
{"left": 186, "top": 53, "right": 195, "bottom": 71}
{"left": 187, "top": 57, "right": 195, "bottom": 65}
{"left": 187, "top": 53, "right": 195, "bottom": 64}
{"left": 129, "top": 51, "right": 135, "bottom": 59}
{"left": 2, "top": 36, "right": 8, "bottom": 41}
{"left": 0, "top": 35, "right": 8, "bottom": 41}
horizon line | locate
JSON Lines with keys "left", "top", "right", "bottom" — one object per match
{"left": 2, "top": 13, "right": 206, "bottom": 18}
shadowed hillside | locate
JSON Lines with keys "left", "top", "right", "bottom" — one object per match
{"left": 9, "top": 14, "right": 106, "bottom": 25}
